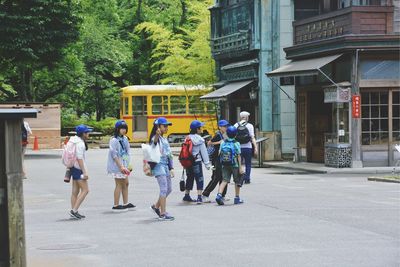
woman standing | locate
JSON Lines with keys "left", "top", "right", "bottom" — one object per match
{"left": 107, "top": 120, "right": 135, "bottom": 212}
{"left": 68, "top": 124, "right": 91, "bottom": 219}
{"left": 149, "top": 117, "right": 175, "bottom": 221}
{"left": 183, "top": 120, "right": 211, "bottom": 204}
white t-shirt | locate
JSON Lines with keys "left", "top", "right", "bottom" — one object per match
{"left": 234, "top": 121, "right": 255, "bottom": 149}
{"left": 69, "top": 136, "right": 86, "bottom": 170}
{"left": 24, "top": 121, "right": 32, "bottom": 135}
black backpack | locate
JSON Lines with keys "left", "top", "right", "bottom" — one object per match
{"left": 236, "top": 122, "right": 251, "bottom": 144}
{"left": 21, "top": 123, "right": 28, "bottom": 143}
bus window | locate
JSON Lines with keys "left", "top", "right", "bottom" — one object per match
{"left": 189, "top": 95, "right": 205, "bottom": 114}
{"left": 132, "top": 96, "right": 147, "bottom": 115}
{"left": 170, "top": 96, "right": 187, "bottom": 114}
{"left": 205, "top": 101, "right": 216, "bottom": 113}
{"left": 124, "top": 97, "right": 129, "bottom": 115}
{"left": 152, "top": 96, "right": 168, "bottom": 115}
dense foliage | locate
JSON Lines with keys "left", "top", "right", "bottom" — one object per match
{"left": 0, "top": 0, "right": 215, "bottom": 123}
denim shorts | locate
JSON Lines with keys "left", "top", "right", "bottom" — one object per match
{"left": 222, "top": 166, "right": 241, "bottom": 185}
{"left": 70, "top": 167, "right": 83, "bottom": 180}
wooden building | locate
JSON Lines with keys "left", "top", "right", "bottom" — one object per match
{"left": 268, "top": 0, "right": 400, "bottom": 167}
{"left": 0, "top": 103, "right": 62, "bottom": 149}
{"left": 203, "top": 0, "right": 297, "bottom": 160}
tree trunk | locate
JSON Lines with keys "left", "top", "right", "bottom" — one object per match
{"left": 18, "top": 67, "right": 31, "bottom": 102}
{"left": 179, "top": 0, "right": 187, "bottom": 27}
{"left": 135, "top": 0, "right": 143, "bottom": 23}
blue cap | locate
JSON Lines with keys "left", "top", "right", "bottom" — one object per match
{"left": 218, "top": 120, "right": 229, "bottom": 127}
{"left": 115, "top": 120, "right": 128, "bottom": 128}
{"left": 226, "top": 126, "right": 237, "bottom": 138}
{"left": 154, "top": 117, "right": 172, "bottom": 126}
{"left": 75, "top": 124, "right": 93, "bottom": 135}
{"left": 190, "top": 120, "right": 205, "bottom": 130}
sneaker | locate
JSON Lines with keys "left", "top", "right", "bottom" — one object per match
{"left": 151, "top": 205, "right": 161, "bottom": 218}
{"left": 69, "top": 210, "right": 81, "bottom": 219}
{"left": 244, "top": 180, "right": 251, "bottom": 184}
{"left": 124, "top": 203, "right": 136, "bottom": 210}
{"left": 202, "top": 196, "right": 211, "bottom": 203}
{"left": 222, "top": 197, "right": 230, "bottom": 202}
{"left": 183, "top": 195, "right": 195, "bottom": 202}
{"left": 112, "top": 205, "right": 128, "bottom": 212}
{"left": 215, "top": 193, "right": 224, "bottom": 206}
{"left": 76, "top": 211, "right": 86, "bottom": 218}
{"left": 159, "top": 213, "right": 175, "bottom": 221}
{"left": 196, "top": 196, "right": 202, "bottom": 205}
{"left": 234, "top": 197, "right": 244, "bottom": 205}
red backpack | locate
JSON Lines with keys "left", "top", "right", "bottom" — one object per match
{"left": 179, "top": 136, "right": 194, "bottom": 169}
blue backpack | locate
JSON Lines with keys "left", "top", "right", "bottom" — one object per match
{"left": 220, "top": 140, "right": 236, "bottom": 166}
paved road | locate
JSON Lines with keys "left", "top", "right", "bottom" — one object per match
{"left": 23, "top": 149, "right": 400, "bottom": 267}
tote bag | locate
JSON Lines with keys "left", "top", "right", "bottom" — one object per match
{"left": 141, "top": 143, "right": 161, "bottom": 164}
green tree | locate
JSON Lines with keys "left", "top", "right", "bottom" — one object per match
{"left": 135, "top": 0, "right": 215, "bottom": 85}
{"left": 0, "top": 0, "right": 81, "bottom": 101}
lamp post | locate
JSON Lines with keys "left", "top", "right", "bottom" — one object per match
{"left": 249, "top": 87, "right": 258, "bottom": 101}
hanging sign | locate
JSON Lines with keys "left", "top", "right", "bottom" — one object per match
{"left": 352, "top": 95, "right": 361, "bottom": 118}
{"left": 324, "top": 87, "right": 351, "bottom": 103}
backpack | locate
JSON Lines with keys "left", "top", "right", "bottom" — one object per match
{"left": 220, "top": 140, "right": 236, "bottom": 166}
{"left": 62, "top": 141, "right": 77, "bottom": 168}
{"left": 21, "top": 123, "right": 28, "bottom": 145}
{"left": 179, "top": 136, "right": 194, "bottom": 169}
{"left": 236, "top": 122, "right": 251, "bottom": 144}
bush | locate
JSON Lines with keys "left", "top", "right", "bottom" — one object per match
{"left": 61, "top": 108, "right": 117, "bottom": 136}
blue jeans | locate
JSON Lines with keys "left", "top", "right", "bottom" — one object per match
{"left": 241, "top": 148, "right": 252, "bottom": 181}
{"left": 185, "top": 161, "right": 204, "bottom": 191}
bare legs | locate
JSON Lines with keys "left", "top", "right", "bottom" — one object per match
{"left": 114, "top": 177, "right": 129, "bottom": 206}
{"left": 71, "top": 179, "right": 89, "bottom": 211}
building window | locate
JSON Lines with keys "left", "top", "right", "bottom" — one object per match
{"left": 360, "top": 60, "right": 400, "bottom": 80}
{"left": 132, "top": 96, "right": 147, "bottom": 115}
{"left": 123, "top": 97, "right": 129, "bottom": 115}
{"left": 393, "top": 91, "right": 400, "bottom": 143}
{"left": 152, "top": 96, "right": 168, "bottom": 115}
{"left": 221, "top": 4, "right": 250, "bottom": 35}
{"left": 170, "top": 96, "right": 187, "bottom": 114}
{"left": 362, "top": 91, "right": 389, "bottom": 145}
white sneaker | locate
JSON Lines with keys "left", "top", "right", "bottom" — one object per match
{"left": 222, "top": 197, "right": 230, "bottom": 202}
{"left": 202, "top": 196, "right": 211, "bottom": 203}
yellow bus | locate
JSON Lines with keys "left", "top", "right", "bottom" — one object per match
{"left": 120, "top": 85, "right": 218, "bottom": 142}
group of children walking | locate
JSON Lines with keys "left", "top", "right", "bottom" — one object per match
{"left": 63, "top": 111, "right": 257, "bottom": 221}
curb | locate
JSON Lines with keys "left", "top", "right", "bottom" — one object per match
{"left": 263, "top": 162, "right": 399, "bottom": 175}
{"left": 367, "top": 177, "right": 400, "bottom": 183}
{"left": 263, "top": 163, "right": 327, "bottom": 174}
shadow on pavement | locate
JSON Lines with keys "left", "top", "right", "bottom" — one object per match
{"left": 26, "top": 154, "right": 60, "bottom": 159}
{"left": 55, "top": 218, "right": 80, "bottom": 222}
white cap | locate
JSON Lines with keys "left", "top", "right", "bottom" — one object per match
{"left": 240, "top": 111, "right": 250, "bottom": 118}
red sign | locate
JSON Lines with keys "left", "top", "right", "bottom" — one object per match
{"left": 352, "top": 95, "right": 361, "bottom": 118}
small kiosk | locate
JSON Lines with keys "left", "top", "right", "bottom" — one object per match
{"left": 323, "top": 82, "right": 352, "bottom": 168}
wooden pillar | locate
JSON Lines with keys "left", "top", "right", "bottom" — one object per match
{"left": 0, "top": 109, "right": 36, "bottom": 267}
{"left": 0, "top": 119, "right": 26, "bottom": 267}
{"left": 0, "top": 120, "right": 9, "bottom": 266}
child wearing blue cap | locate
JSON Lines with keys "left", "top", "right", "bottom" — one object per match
{"left": 149, "top": 117, "right": 175, "bottom": 221}
{"left": 183, "top": 120, "right": 211, "bottom": 204}
{"left": 67, "top": 124, "right": 92, "bottom": 219}
{"left": 107, "top": 120, "right": 135, "bottom": 212}
{"left": 216, "top": 126, "right": 245, "bottom": 205}
{"left": 202, "top": 119, "right": 229, "bottom": 203}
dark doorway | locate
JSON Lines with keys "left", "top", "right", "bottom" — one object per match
{"left": 308, "top": 91, "right": 332, "bottom": 163}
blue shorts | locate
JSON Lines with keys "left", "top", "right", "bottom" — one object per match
{"left": 70, "top": 167, "right": 83, "bottom": 180}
